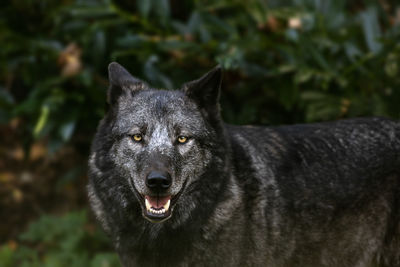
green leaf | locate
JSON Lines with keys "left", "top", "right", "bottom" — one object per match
{"left": 285, "top": 29, "right": 299, "bottom": 42}
{"left": 59, "top": 121, "right": 76, "bottom": 142}
{"left": 154, "top": 0, "right": 171, "bottom": 25}
{"left": 0, "top": 245, "right": 14, "bottom": 267}
{"left": 359, "top": 7, "right": 382, "bottom": 53}
{"left": 277, "top": 64, "right": 296, "bottom": 74}
{"left": 0, "top": 87, "right": 15, "bottom": 106}
{"left": 344, "top": 42, "right": 362, "bottom": 60}
{"left": 294, "top": 69, "right": 314, "bottom": 84}
{"left": 33, "top": 105, "right": 50, "bottom": 138}
{"left": 137, "top": 0, "right": 152, "bottom": 18}
{"left": 385, "top": 53, "right": 398, "bottom": 78}
{"left": 90, "top": 253, "right": 120, "bottom": 267}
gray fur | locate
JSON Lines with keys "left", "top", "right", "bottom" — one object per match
{"left": 88, "top": 62, "right": 400, "bottom": 267}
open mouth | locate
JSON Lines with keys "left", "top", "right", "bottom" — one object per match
{"left": 144, "top": 195, "right": 172, "bottom": 221}
{"left": 129, "top": 178, "right": 188, "bottom": 223}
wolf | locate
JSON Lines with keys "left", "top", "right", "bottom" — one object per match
{"left": 88, "top": 62, "right": 400, "bottom": 267}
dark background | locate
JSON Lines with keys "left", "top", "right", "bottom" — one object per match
{"left": 0, "top": 0, "right": 399, "bottom": 265}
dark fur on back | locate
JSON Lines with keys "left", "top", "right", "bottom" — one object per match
{"left": 88, "top": 63, "right": 400, "bottom": 267}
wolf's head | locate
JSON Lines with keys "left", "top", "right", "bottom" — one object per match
{"left": 91, "top": 62, "right": 228, "bottom": 224}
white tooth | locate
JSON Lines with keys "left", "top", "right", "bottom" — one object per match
{"left": 145, "top": 198, "right": 151, "bottom": 211}
{"left": 147, "top": 206, "right": 168, "bottom": 215}
{"left": 163, "top": 199, "right": 170, "bottom": 211}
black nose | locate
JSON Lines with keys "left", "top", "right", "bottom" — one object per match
{"left": 146, "top": 171, "right": 172, "bottom": 190}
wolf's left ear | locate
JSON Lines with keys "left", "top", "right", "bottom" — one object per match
{"left": 183, "top": 65, "right": 222, "bottom": 116}
{"left": 107, "top": 62, "right": 147, "bottom": 105}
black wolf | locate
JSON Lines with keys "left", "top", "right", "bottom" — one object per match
{"left": 88, "top": 63, "right": 400, "bottom": 267}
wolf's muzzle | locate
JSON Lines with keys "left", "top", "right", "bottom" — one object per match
{"left": 143, "top": 170, "right": 173, "bottom": 222}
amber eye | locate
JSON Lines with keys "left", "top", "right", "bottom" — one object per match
{"left": 132, "top": 134, "right": 142, "bottom": 142}
{"left": 177, "top": 136, "right": 188, "bottom": 144}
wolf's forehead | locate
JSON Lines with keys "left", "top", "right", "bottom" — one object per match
{"left": 133, "top": 90, "right": 185, "bottom": 111}
{"left": 123, "top": 89, "right": 200, "bottom": 126}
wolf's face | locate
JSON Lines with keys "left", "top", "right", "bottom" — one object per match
{"left": 101, "top": 63, "right": 223, "bottom": 223}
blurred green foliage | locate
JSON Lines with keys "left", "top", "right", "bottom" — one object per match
{"left": 0, "top": 0, "right": 399, "bottom": 265}
{"left": 0, "top": 211, "right": 120, "bottom": 267}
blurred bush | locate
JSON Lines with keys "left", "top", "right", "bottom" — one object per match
{"left": 0, "top": 211, "right": 119, "bottom": 267}
{"left": 0, "top": 0, "right": 399, "bottom": 265}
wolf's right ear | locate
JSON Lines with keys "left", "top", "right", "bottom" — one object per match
{"left": 107, "top": 62, "right": 147, "bottom": 105}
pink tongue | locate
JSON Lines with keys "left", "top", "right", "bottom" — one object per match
{"left": 146, "top": 195, "right": 171, "bottom": 209}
